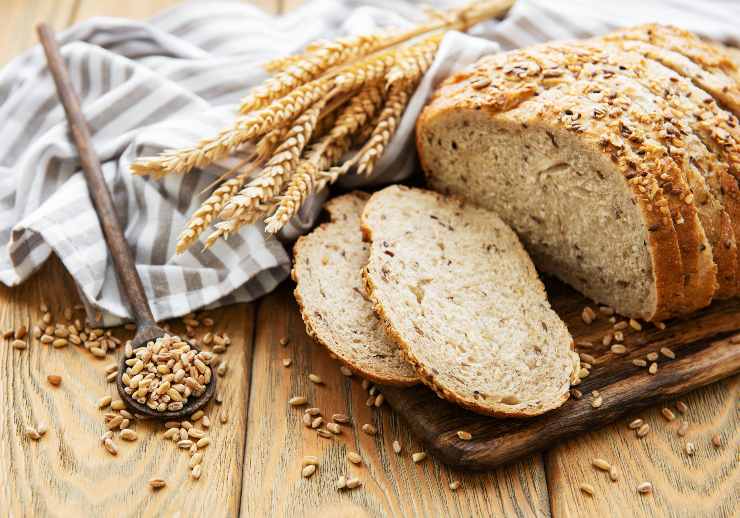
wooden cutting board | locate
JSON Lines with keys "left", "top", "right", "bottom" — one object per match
{"left": 382, "top": 278, "right": 740, "bottom": 470}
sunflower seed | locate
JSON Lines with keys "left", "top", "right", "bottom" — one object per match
{"left": 629, "top": 319, "right": 642, "bottom": 331}
{"left": 632, "top": 359, "right": 647, "bottom": 367}
{"left": 197, "top": 437, "right": 211, "bottom": 449}
{"left": 646, "top": 352, "right": 658, "bottom": 361}
{"left": 610, "top": 344, "right": 627, "bottom": 354}
{"left": 648, "top": 362, "right": 658, "bottom": 374}
{"left": 308, "top": 373, "right": 323, "bottom": 385}
{"left": 637, "top": 423, "right": 650, "bottom": 437}
{"left": 289, "top": 396, "right": 307, "bottom": 406}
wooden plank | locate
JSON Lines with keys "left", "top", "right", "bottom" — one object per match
{"left": 242, "top": 283, "right": 550, "bottom": 518}
{"left": 0, "top": 0, "right": 77, "bottom": 64}
{"left": 381, "top": 279, "right": 740, "bottom": 470}
{"left": 546, "top": 376, "right": 739, "bottom": 517}
{"left": 0, "top": 259, "right": 256, "bottom": 517}
{"left": 74, "top": 0, "right": 280, "bottom": 19}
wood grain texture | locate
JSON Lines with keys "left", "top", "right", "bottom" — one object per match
{"left": 382, "top": 279, "right": 739, "bottom": 471}
{"left": 546, "top": 375, "right": 739, "bottom": 518}
{"left": 0, "top": 258, "right": 255, "bottom": 517}
{"left": 241, "top": 284, "right": 551, "bottom": 518}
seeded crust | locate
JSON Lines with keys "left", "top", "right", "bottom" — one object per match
{"left": 361, "top": 185, "right": 579, "bottom": 417}
{"left": 606, "top": 25, "right": 740, "bottom": 113}
{"left": 529, "top": 42, "right": 720, "bottom": 305}
{"left": 292, "top": 192, "right": 417, "bottom": 386}
{"left": 417, "top": 46, "right": 686, "bottom": 320}
{"left": 589, "top": 41, "right": 740, "bottom": 297}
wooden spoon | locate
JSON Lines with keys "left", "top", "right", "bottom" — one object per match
{"left": 37, "top": 23, "right": 215, "bottom": 419}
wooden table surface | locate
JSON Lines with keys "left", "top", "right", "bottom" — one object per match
{"left": 1, "top": 1, "right": 737, "bottom": 517}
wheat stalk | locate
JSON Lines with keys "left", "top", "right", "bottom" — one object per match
{"left": 261, "top": 86, "right": 385, "bottom": 234}
{"left": 201, "top": 99, "right": 327, "bottom": 249}
{"left": 175, "top": 161, "right": 257, "bottom": 253}
{"left": 135, "top": 0, "right": 515, "bottom": 247}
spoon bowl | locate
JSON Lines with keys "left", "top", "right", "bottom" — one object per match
{"left": 116, "top": 324, "right": 217, "bottom": 420}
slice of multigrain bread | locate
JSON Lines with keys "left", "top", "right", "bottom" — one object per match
{"left": 361, "top": 186, "right": 579, "bottom": 417}
{"left": 292, "top": 192, "right": 417, "bottom": 386}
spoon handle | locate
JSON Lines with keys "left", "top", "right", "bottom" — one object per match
{"left": 37, "top": 23, "right": 155, "bottom": 328}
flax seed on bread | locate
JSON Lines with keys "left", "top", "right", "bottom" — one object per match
{"left": 292, "top": 192, "right": 417, "bottom": 386}
{"left": 361, "top": 186, "right": 579, "bottom": 417}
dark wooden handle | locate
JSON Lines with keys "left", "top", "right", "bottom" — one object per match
{"left": 37, "top": 23, "right": 155, "bottom": 328}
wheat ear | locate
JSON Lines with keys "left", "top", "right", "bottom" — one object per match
{"left": 202, "top": 99, "right": 327, "bottom": 248}
{"left": 385, "top": 33, "right": 443, "bottom": 88}
{"left": 262, "top": 86, "right": 383, "bottom": 234}
{"left": 175, "top": 161, "right": 258, "bottom": 253}
{"left": 131, "top": 78, "right": 332, "bottom": 178}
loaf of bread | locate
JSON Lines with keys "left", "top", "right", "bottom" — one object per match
{"left": 417, "top": 24, "right": 740, "bottom": 321}
{"left": 362, "top": 186, "right": 579, "bottom": 417}
{"left": 292, "top": 192, "right": 417, "bottom": 386}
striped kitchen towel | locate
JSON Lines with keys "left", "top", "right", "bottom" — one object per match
{"left": 0, "top": 0, "right": 736, "bottom": 325}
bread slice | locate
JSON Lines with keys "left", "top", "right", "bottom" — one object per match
{"left": 418, "top": 64, "right": 686, "bottom": 321}
{"left": 361, "top": 185, "right": 579, "bottom": 417}
{"left": 292, "top": 192, "right": 417, "bottom": 386}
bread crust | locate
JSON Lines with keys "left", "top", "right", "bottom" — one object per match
{"left": 604, "top": 24, "right": 740, "bottom": 116}
{"left": 360, "top": 185, "right": 575, "bottom": 417}
{"left": 292, "top": 192, "right": 417, "bottom": 387}
{"left": 416, "top": 57, "right": 687, "bottom": 321}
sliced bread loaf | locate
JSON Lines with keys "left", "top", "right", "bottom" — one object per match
{"left": 292, "top": 192, "right": 417, "bottom": 386}
{"left": 361, "top": 185, "right": 579, "bottom": 417}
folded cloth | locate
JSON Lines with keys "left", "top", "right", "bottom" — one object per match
{"left": 0, "top": 0, "right": 736, "bottom": 325}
